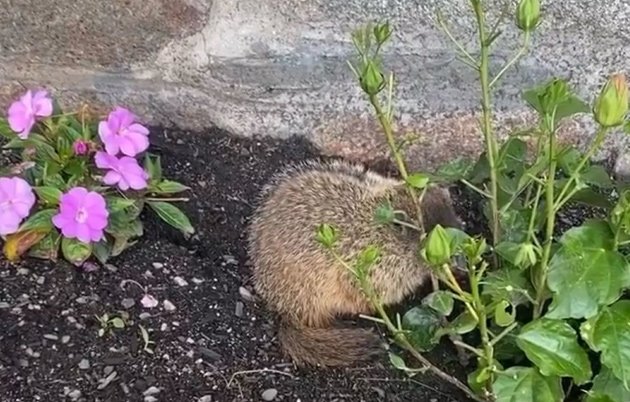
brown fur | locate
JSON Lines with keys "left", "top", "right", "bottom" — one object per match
{"left": 247, "top": 159, "right": 463, "bottom": 367}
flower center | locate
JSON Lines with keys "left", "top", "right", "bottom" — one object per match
{"left": 75, "top": 208, "right": 88, "bottom": 224}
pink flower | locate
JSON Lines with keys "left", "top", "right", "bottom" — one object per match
{"left": 94, "top": 151, "right": 149, "bottom": 191}
{"left": 52, "top": 187, "right": 109, "bottom": 243}
{"left": 7, "top": 89, "right": 53, "bottom": 139}
{"left": 98, "top": 107, "right": 149, "bottom": 157}
{"left": 73, "top": 139, "right": 89, "bottom": 155}
{"left": 0, "top": 177, "right": 36, "bottom": 235}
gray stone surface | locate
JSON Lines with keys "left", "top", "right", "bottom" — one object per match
{"left": 1, "top": 0, "right": 630, "bottom": 167}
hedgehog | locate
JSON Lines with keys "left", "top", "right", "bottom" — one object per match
{"left": 247, "top": 159, "right": 464, "bottom": 367}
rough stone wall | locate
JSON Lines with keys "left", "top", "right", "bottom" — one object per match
{"left": 1, "top": 0, "right": 629, "bottom": 169}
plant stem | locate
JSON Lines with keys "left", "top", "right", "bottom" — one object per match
{"left": 471, "top": 1, "right": 500, "bottom": 247}
{"left": 469, "top": 262, "right": 494, "bottom": 395}
{"left": 328, "top": 249, "right": 484, "bottom": 402}
{"left": 145, "top": 197, "right": 190, "bottom": 202}
{"left": 554, "top": 127, "right": 609, "bottom": 212}
{"left": 490, "top": 322, "right": 518, "bottom": 346}
{"left": 489, "top": 31, "right": 531, "bottom": 88}
{"left": 533, "top": 116, "right": 557, "bottom": 319}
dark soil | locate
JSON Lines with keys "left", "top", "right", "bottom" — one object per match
{"left": 0, "top": 127, "right": 483, "bottom": 402}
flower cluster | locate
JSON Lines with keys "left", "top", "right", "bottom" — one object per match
{"left": 0, "top": 88, "right": 193, "bottom": 266}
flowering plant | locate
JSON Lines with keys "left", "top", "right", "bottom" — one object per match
{"left": 0, "top": 89, "right": 194, "bottom": 266}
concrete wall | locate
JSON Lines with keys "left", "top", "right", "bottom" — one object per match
{"left": 2, "top": 0, "right": 630, "bottom": 170}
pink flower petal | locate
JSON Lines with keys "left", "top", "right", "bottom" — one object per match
{"left": 88, "top": 227, "right": 105, "bottom": 242}
{"left": 141, "top": 294, "right": 159, "bottom": 309}
{"left": 60, "top": 221, "right": 79, "bottom": 239}
{"left": 112, "top": 107, "right": 135, "bottom": 128}
{"left": 95, "top": 151, "right": 115, "bottom": 169}
{"left": 118, "top": 136, "right": 140, "bottom": 157}
{"left": 116, "top": 177, "right": 131, "bottom": 191}
{"left": 98, "top": 120, "right": 113, "bottom": 141}
{"left": 83, "top": 192, "right": 107, "bottom": 211}
{"left": 103, "top": 171, "right": 122, "bottom": 186}
{"left": 87, "top": 213, "right": 108, "bottom": 231}
{"left": 0, "top": 211, "right": 21, "bottom": 235}
{"left": 32, "top": 90, "right": 53, "bottom": 117}
{"left": 52, "top": 213, "right": 71, "bottom": 230}
{"left": 74, "top": 224, "right": 91, "bottom": 243}
{"left": 128, "top": 123, "right": 149, "bottom": 136}
{"left": 124, "top": 130, "right": 150, "bottom": 155}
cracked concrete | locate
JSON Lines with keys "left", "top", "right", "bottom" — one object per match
{"left": 1, "top": 0, "right": 630, "bottom": 167}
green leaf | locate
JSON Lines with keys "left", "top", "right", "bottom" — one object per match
{"left": 570, "top": 188, "right": 614, "bottom": 209}
{"left": 92, "top": 239, "right": 112, "bottom": 264}
{"left": 105, "top": 196, "right": 138, "bottom": 213}
{"left": 111, "top": 236, "right": 137, "bottom": 257}
{"left": 406, "top": 173, "right": 430, "bottom": 189}
{"left": 402, "top": 306, "right": 443, "bottom": 351}
{"left": 43, "top": 173, "right": 67, "bottom": 190}
{"left": 493, "top": 367, "right": 564, "bottom": 402}
{"left": 18, "top": 209, "right": 56, "bottom": 231}
{"left": 516, "top": 318, "right": 592, "bottom": 384}
{"left": 498, "top": 208, "right": 529, "bottom": 243}
{"left": 388, "top": 352, "right": 425, "bottom": 376}
{"left": 523, "top": 83, "right": 589, "bottom": 123}
{"left": 494, "top": 300, "right": 515, "bottom": 327}
{"left": 106, "top": 213, "right": 144, "bottom": 239}
{"left": 482, "top": 268, "right": 534, "bottom": 307}
{"left": 33, "top": 186, "right": 62, "bottom": 205}
{"left": 447, "top": 311, "right": 478, "bottom": 335}
{"left": 27, "top": 230, "right": 61, "bottom": 261}
{"left": 110, "top": 317, "right": 125, "bottom": 329}
{"left": 61, "top": 237, "right": 93, "bottom": 266}
{"left": 144, "top": 154, "right": 162, "bottom": 183}
{"left": 581, "top": 300, "right": 630, "bottom": 388}
{"left": 547, "top": 221, "right": 629, "bottom": 319}
{"left": 422, "top": 291, "right": 454, "bottom": 316}
{"left": 374, "top": 202, "right": 395, "bottom": 225}
{"left": 354, "top": 245, "right": 381, "bottom": 276}
{"left": 0, "top": 118, "right": 16, "bottom": 139}
{"left": 147, "top": 201, "right": 194, "bottom": 236}
{"left": 581, "top": 165, "right": 613, "bottom": 188}
{"left": 432, "top": 157, "right": 474, "bottom": 183}
{"left": 585, "top": 367, "right": 630, "bottom": 402}
{"left": 152, "top": 180, "right": 191, "bottom": 194}
{"left": 316, "top": 223, "right": 338, "bottom": 248}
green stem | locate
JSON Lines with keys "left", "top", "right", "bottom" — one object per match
{"left": 533, "top": 116, "right": 557, "bottom": 319}
{"left": 490, "top": 322, "right": 518, "bottom": 347}
{"left": 489, "top": 31, "right": 531, "bottom": 88}
{"left": 328, "top": 250, "right": 484, "bottom": 402}
{"left": 146, "top": 197, "right": 189, "bottom": 202}
{"left": 469, "top": 261, "right": 494, "bottom": 393}
{"left": 525, "top": 181, "right": 544, "bottom": 243}
{"left": 554, "top": 127, "right": 609, "bottom": 212}
{"left": 472, "top": 1, "right": 500, "bottom": 247}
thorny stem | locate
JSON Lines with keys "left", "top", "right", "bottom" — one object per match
{"left": 328, "top": 249, "right": 485, "bottom": 402}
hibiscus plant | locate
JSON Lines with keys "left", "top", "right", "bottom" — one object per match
{"left": 0, "top": 89, "right": 194, "bottom": 266}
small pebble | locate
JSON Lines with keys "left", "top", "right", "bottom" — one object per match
{"left": 239, "top": 287, "right": 254, "bottom": 302}
{"left": 0, "top": 302, "right": 10, "bottom": 309}
{"left": 61, "top": 335, "right": 70, "bottom": 344}
{"left": 97, "top": 371, "right": 117, "bottom": 390}
{"left": 144, "top": 386, "right": 161, "bottom": 396}
{"left": 104, "top": 366, "right": 114, "bottom": 375}
{"left": 18, "top": 359, "right": 28, "bottom": 367}
{"left": 262, "top": 388, "right": 278, "bottom": 401}
{"left": 163, "top": 300, "right": 176, "bottom": 312}
{"left": 198, "top": 396, "right": 212, "bottom": 402}
{"left": 36, "top": 276, "right": 45, "bottom": 285}
{"left": 121, "top": 298, "right": 135, "bottom": 309}
{"left": 43, "top": 334, "right": 59, "bottom": 341}
{"left": 223, "top": 255, "right": 238, "bottom": 265}
{"left": 192, "top": 277, "right": 205, "bottom": 284}
{"left": 68, "top": 390, "right": 82, "bottom": 401}
{"left": 105, "top": 264, "right": 118, "bottom": 272}
{"left": 160, "top": 323, "right": 168, "bottom": 331}
{"left": 139, "top": 312, "right": 152, "bottom": 320}
{"left": 17, "top": 268, "right": 30, "bottom": 275}
{"left": 152, "top": 262, "right": 164, "bottom": 269}
{"left": 145, "top": 397, "right": 158, "bottom": 402}
{"left": 173, "top": 276, "right": 188, "bottom": 287}
{"left": 75, "top": 296, "right": 88, "bottom": 304}
{"left": 235, "top": 302, "right": 244, "bottom": 317}
{"left": 78, "top": 359, "right": 90, "bottom": 370}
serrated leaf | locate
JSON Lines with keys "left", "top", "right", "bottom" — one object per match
{"left": 516, "top": 318, "right": 592, "bottom": 384}
{"left": 3, "top": 229, "right": 50, "bottom": 261}
{"left": 402, "top": 306, "right": 443, "bottom": 351}
{"left": 27, "top": 230, "right": 61, "bottom": 261}
{"left": 147, "top": 201, "right": 194, "bottom": 235}
{"left": 493, "top": 367, "right": 564, "bottom": 402}
{"left": 585, "top": 366, "right": 630, "bottom": 402}
{"left": 547, "top": 221, "right": 629, "bottom": 319}
{"left": 315, "top": 223, "right": 338, "bottom": 248}
{"left": 152, "top": 180, "right": 191, "bottom": 194}
{"left": 523, "top": 85, "right": 589, "bottom": 123}
{"left": 33, "top": 186, "right": 62, "bottom": 205}
{"left": 580, "top": 300, "right": 630, "bottom": 389}
{"left": 18, "top": 209, "right": 56, "bottom": 231}
{"left": 61, "top": 237, "right": 92, "bottom": 266}
{"left": 422, "top": 290, "right": 454, "bottom": 316}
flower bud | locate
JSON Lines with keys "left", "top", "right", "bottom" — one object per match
{"left": 594, "top": 73, "right": 629, "bottom": 128}
{"left": 515, "top": 0, "right": 540, "bottom": 32}
{"left": 423, "top": 225, "right": 452, "bottom": 266}
{"left": 360, "top": 61, "right": 385, "bottom": 95}
{"left": 514, "top": 242, "right": 538, "bottom": 269}
{"left": 72, "top": 139, "right": 89, "bottom": 155}
{"left": 373, "top": 22, "right": 392, "bottom": 46}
